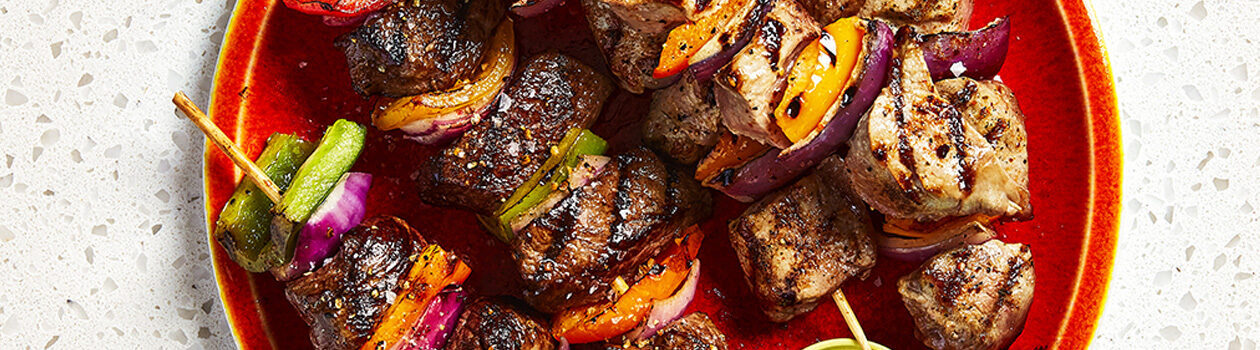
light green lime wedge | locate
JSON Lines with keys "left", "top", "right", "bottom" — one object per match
{"left": 802, "top": 338, "right": 892, "bottom": 350}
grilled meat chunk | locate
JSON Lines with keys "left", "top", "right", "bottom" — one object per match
{"left": 336, "top": 0, "right": 505, "bottom": 97}
{"left": 728, "top": 156, "right": 877, "bottom": 322}
{"left": 446, "top": 298, "right": 556, "bottom": 350}
{"left": 797, "top": 0, "right": 866, "bottom": 24}
{"left": 642, "top": 72, "right": 723, "bottom": 164}
{"left": 845, "top": 30, "right": 1028, "bottom": 222}
{"left": 858, "top": 0, "right": 972, "bottom": 33}
{"left": 898, "top": 239, "right": 1035, "bottom": 350}
{"left": 581, "top": 0, "right": 681, "bottom": 93}
{"left": 284, "top": 216, "right": 425, "bottom": 350}
{"left": 935, "top": 77, "right": 1030, "bottom": 218}
{"left": 416, "top": 53, "right": 613, "bottom": 215}
{"left": 715, "top": 0, "right": 819, "bottom": 149}
{"left": 602, "top": 313, "right": 729, "bottom": 349}
{"left": 513, "top": 148, "right": 711, "bottom": 313}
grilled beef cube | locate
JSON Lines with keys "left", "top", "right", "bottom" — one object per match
{"left": 727, "top": 156, "right": 877, "bottom": 322}
{"left": 446, "top": 298, "right": 556, "bottom": 350}
{"left": 641, "top": 72, "right": 723, "bottom": 164}
{"left": 936, "top": 78, "right": 1031, "bottom": 218}
{"left": 602, "top": 313, "right": 729, "bottom": 349}
{"left": 416, "top": 53, "right": 613, "bottom": 215}
{"left": 858, "top": 0, "right": 972, "bottom": 33}
{"left": 714, "top": 0, "right": 819, "bottom": 149}
{"left": 336, "top": 0, "right": 505, "bottom": 97}
{"left": 898, "top": 239, "right": 1035, "bottom": 350}
{"left": 845, "top": 30, "right": 1028, "bottom": 222}
{"left": 797, "top": 0, "right": 866, "bottom": 24}
{"left": 581, "top": 0, "right": 680, "bottom": 93}
{"left": 513, "top": 148, "right": 711, "bottom": 313}
{"left": 284, "top": 216, "right": 425, "bottom": 350}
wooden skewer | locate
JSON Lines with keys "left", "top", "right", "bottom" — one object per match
{"left": 172, "top": 91, "right": 283, "bottom": 204}
{"left": 833, "top": 289, "right": 873, "bottom": 350}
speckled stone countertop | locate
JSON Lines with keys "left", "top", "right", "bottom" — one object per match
{"left": 0, "top": 0, "right": 1254, "bottom": 348}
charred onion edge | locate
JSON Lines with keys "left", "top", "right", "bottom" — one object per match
{"left": 626, "top": 259, "right": 701, "bottom": 340}
{"left": 877, "top": 221, "right": 997, "bottom": 262}
{"left": 510, "top": 0, "right": 565, "bottom": 18}
{"left": 917, "top": 17, "right": 1011, "bottom": 81}
{"left": 715, "top": 19, "right": 895, "bottom": 202}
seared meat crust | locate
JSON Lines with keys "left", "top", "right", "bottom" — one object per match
{"left": 602, "top": 312, "right": 729, "bottom": 350}
{"left": 336, "top": 0, "right": 505, "bottom": 97}
{"left": 416, "top": 53, "right": 613, "bottom": 215}
{"left": 642, "top": 72, "right": 723, "bottom": 164}
{"left": 797, "top": 0, "right": 867, "bottom": 24}
{"left": 284, "top": 216, "right": 425, "bottom": 350}
{"left": 936, "top": 77, "right": 1031, "bottom": 218}
{"left": 728, "top": 156, "right": 877, "bottom": 322}
{"left": 446, "top": 298, "right": 556, "bottom": 350}
{"left": 858, "top": 0, "right": 973, "bottom": 33}
{"left": 898, "top": 239, "right": 1035, "bottom": 350}
{"left": 845, "top": 30, "right": 1028, "bottom": 222}
{"left": 581, "top": 0, "right": 681, "bottom": 93}
{"left": 513, "top": 148, "right": 711, "bottom": 313}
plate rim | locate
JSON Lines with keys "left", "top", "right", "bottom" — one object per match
{"left": 201, "top": 0, "right": 1122, "bottom": 348}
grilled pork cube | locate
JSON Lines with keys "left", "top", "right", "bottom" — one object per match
{"left": 727, "top": 156, "right": 877, "bottom": 322}
{"left": 336, "top": 0, "right": 505, "bottom": 97}
{"left": 715, "top": 0, "right": 820, "bottom": 149}
{"left": 936, "top": 78, "right": 1031, "bottom": 218}
{"left": 642, "top": 72, "right": 723, "bottom": 164}
{"left": 858, "top": 0, "right": 972, "bottom": 33}
{"left": 798, "top": 0, "right": 866, "bottom": 24}
{"left": 845, "top": 30, "right": 1028, "bottom": 222}
{"left": 513, "top": 148, "right": 711, "bottom": 313}
{"left": 416, "top": 53, "right": 613, "bottom": 216}
{"left": 446, "top": 298, "right": 556, "bottom": 350}
{"left": 898, "top": 239, "right": 1035, "bottom": 350}
{"left": 581, "top": 0, "right": 681, "bottom": 93}
{"left": 602, "top": 313, "right": 729, "bottom": 349}
{"left": 284, "top": 216, "right": 425, "bottom": 350}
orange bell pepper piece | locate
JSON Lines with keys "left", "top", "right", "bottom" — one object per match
{"left": 360, "top": 244, "right": 472, "bottom": 350}
{"left": 695, "top": 132, "right": 770, "bottom": 182}
{"left": 774, "top": 17, "right": 866, "bottom": 143}
{"left": 653, "top": 0, "right": 752, "bottom": 79}
{"left": 551, "top": 226, "right": 706, "bottom": 344}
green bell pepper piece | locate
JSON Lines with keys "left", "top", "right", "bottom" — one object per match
{"left": 214, "top": 133, "right": 314, "bottom": 272}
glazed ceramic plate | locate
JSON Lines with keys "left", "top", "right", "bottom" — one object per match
{"left": 202, "top": 0, "right": 1120, "bottom": 348}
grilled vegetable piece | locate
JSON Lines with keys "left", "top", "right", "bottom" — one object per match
{"left": 214, "top": 133, "right": 314, "bottom": 272}
{"left": 845, "top": 29, "right": 1028, "bottom": 222}
{"left": 551, "top": 228, "right": 701, "bottom": 343}
{"left": 916, "top": 17, "right": 1010, "bottom": 81}
{"left": 490, "top": 129, "right": 610, "bottom": 242}
{"left": 774, "top": 17, "right": 865, "bottom": 144}
{"left": 858, "top": 0, "right": 972, "bottom": 34}
{"left": 446, "top": 298, "right": 556, "bottom": 350}
{"left": 899, "top": 240, "right": 1035, "bottom": 350}
{"left": 415, "top": 53, "right": 613, "bottom": 216}
{"left": 360, "top": 244, "right": 472, "bottom": 350}
{"left": 270, "top": 172, "right": 373, "bottom": 281}
{"left": 513, "top": 148, "right": 711, "bottom": 313}
{"left": 335, "top": 0, "right": 506, "bottom": 97}
{"left": 641, "top": 72, "right": 723, "bottom": 164}
{"left": 282, "top": 0, "right": 396, "bottom": 18}
{"left": 285, "top": 216, "right": 426, "bottom": 350}
{"left": 272, "top": 119, "right": 367, "bottom": 266}
{"left": 654, "top": 0, "right": 772, "bottom": 80}
{"left": 580, "top": 0, "right": 684, "bottom": 93}
{"left": 714, "top": 0, "right": 820, "bottom": 149}
{"left": 727, "top": 156, "right": 877, "bottom": 322}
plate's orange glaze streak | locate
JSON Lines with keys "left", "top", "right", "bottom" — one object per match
{"left": 204, "top": 0, "right": 1120, "bottom": 348}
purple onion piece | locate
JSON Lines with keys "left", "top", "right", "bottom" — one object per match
{"left": 270, "top": 172, "right": 371, "bottom": 281}
{"left": 510, "top": 0, "right": 565, "bottom": 18}
{"left": 682, "top": 0, "right": 773, "bottom": 82}
{"left": 877, "top": 224, "right": 996, "bottom": 262}
{"left": 391, "top": 288, "right": 468, "bottom": 350}
{"left": 398, "top": 95, "right": 499, "bottom": 145}
{"left": 918, "top": 17, "right": 1010, "bottom": 81}
{"left": 717, "top": 20, "right": 895, "bottom": 202}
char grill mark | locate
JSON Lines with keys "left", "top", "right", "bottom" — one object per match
{"left": 446, "top": 298, "right": 556, "bottom": 350}
{"left": 514, "top": 148, "right": 710, "bottom": 313}
{"left": 415, "top": 53, "right": 613, "bottom": 216}
{"left": 899, "top": 240, "right": 1035, "bottom": 350}
{"left": 580, "top": 0, "right": 685, "bottom": 93}
{"left": 728, "top": 156, "right": 877, "bottom": 322}
{"left": 284, "top": 216, "right": 424, "bottom": 350}
{"left": 336, "top": 0, "right": 505, "bottom": 97}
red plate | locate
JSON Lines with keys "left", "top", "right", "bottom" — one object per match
{"left": 203, "top": 0, "right": 1120, "bottom": 348}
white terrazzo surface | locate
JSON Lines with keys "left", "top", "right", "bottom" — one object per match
{"left": 0, "top": 0, "right": 1255, "bottom": 348}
